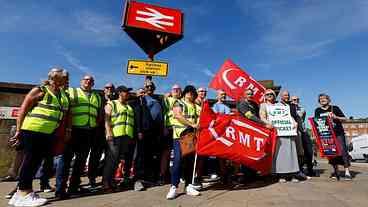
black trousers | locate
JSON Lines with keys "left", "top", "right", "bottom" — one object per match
{"left": 102, "top": 137, "right": 135, "bottom": 187}
{"left": 135, "top": 131, "right": 160, "bottom": 181}
{"left": 17, "top": 130, "right": 53, "bottom": 190}
{"left": 88, "top": 128, "right": 106, "bottom": 181}
{"left": 300, "top": 131, "right": 314, "bottom": 173}
{"left": 62, "top": 127, "right": 95, "bottom": 190}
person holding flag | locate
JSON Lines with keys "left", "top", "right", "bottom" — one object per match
{"left": 166, "top": 85, "right": 201, "bottom": 200}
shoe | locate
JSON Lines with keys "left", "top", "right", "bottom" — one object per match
{"left": 89, "top": 178, "right": 97, "bottom": 189}
{"left": 180, "top": 178, "right": 185, "bottom": 184}
{"left": 14, "top": 192, "right": 47, "bottom": 207}
{"left": 291, "top": 178, "right": 299, "bottom": 183}
{"left": 306, "top": 171, "right": 317, "bottom": 177}
{"left": 278, "top": 178, "right": 287, "bottom": 183}
{"left": 55, "top": 191, "right": 70, "bottom": 200}
{"left": 329, "top": 173, "right": 337, "bottom": 180}
{"left": 134, "top": 180, "right": 145, "bottom": 191}
{"left": 1, "top": 175, "right": 16, "bottom": 182}
{"left": 208, "top": 174, "right": 220, "bottom": 182}
{"left": 8, "top": 191, "right": 20, "bottom": 205}
{"left": 157, "top": 176, "right": 165, "bottom": 186}
{"left": 191, "top": 182, "right": 203, "bottom": 191}
{"left": 295, "top": 172, "right": 307, "bottom": 181}
{"left": 185, "top": 184, "right": 200, "bottom": 196}
{"left": 166, "top": 186, "right": 177, "bottom": 200}
{"left": 344, "top": 174, "right": 352, "bottom": 181}
{"left": 5, "top": 188, "right": 17, "bottom": 199}
{"left": 41, "top": 184, "right": 55, "bottom": 193}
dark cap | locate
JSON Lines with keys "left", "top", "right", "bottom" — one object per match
{"left": 116, "top": 85, "right": 132, "bottom": 93}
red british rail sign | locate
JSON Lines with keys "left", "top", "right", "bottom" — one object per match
{"left": 122, "top": 0, "right": 184, "bottom": 55}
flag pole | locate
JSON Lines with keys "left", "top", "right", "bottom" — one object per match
{"left": 191, "top": 153, "right": 198, "bottom": 185}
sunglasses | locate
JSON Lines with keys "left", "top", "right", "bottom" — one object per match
{"left": 292, "top": 99, "right": 299, "bottom": 101}
{"left": 198, "top": 90, "right": 207, "bottom": 93}
{"left": 265, "top": 93, "right": 274, "bottom": 96}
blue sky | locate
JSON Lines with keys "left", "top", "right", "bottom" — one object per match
{"left": 1, "top": 0, "right": 367, "bottom": 118}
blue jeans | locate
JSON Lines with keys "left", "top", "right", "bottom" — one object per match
{"left": 55, "top": 155, "right": 64, "bottom": 193}
{"left": 170, "top": 140, "right": 194, "bottom": 187}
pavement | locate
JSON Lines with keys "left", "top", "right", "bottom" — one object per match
{"left": 1, "top": 162, "right": 368, "bottom": 207}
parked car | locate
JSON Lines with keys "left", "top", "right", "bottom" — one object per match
{"left": 349, "top": 134, "right": 368, "bottom": 162}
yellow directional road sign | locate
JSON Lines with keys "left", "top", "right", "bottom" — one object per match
{"left": 127, "top": 60, "right": 168, "bottom": 77}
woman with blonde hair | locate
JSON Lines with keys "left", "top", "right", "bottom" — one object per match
{"left": 8, "top": 68, "right": 70, "bottom": 207}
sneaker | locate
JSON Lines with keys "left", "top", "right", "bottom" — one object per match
{"left": 180, "top": 178, "right": 185, "bottom": 184}
{"left": 134, "top": 180, "right": 145, "bottom": 191}
{"left": 329, "top": 173, "right": 337, "bottom": 180}
{"left": 14, "top": 192, "right": 47, "bottom": 207}
{"left": 208, "top": 174, "right": 220, "bottom": 182}
{"left": 166, "top": 186, "right": 177, "bottom": 200}
{"left": 291, "top": 178, "right": 299, "bottom": 183}
{"left": 344, "top": 174, "right": 352, "bottom": 181}
{"left": 191, "top": 182, "right": 203, "bottom": 191}
{"left": 8, "top": 191, "right": 20, "bottom": 205}
{"left": 1, "top": 175, "right": 16, "bottom": 182}
{"left": 278, "top": 178, "right": 287, "bottom": 183}
{"left": 41, "top": 184, "right": 55, "bottom": 193}
{"left": 5, "top": 188, "right": 17, "bottom": 199}
{"left": 185, "top": 184, "right": 200, "bottom": 196}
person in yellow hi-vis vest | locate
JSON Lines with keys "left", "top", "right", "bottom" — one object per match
{"left": 62, "top": 75, "right": 102, "bottom": 195}
{"left": 166, "top": 85, "right": 201, "bottom": 200}
{"left": 8, "top": 68, "right": 69, "bottom": 207}
{"left": 102, "top": 85, "right": 135, "bottom": 192}
{"left": 159, "top": 84, "right": 182, "bottom": 185}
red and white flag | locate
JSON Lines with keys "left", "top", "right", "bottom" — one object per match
{"left": 209, "top": 59, "right": 266, "bottom": 104}
{"left": 197, "top": 101, "right": 277, "bottom": 175}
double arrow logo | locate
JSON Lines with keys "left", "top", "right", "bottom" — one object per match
{"left": 135, "top": 7, "right": 174, "bottom": 30}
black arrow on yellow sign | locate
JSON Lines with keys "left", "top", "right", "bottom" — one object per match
{"left": 130, "top": 65, "right": 139, "bottom": 70}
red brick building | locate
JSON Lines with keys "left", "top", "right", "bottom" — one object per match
{"left": 342, "top": 118, "right": 368, "bottom": 143}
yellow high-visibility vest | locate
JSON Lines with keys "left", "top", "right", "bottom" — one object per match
{"left": 172, "top": 99, "right": 200, "bottom": 139}
{"left": 109, "top": 100, "right": 134, "bottom": 138}
{"left": 68, "top": 88, "right": 101, "bottom": 128}
{"left": 21, "top": 86, "right": 69, "bottom": 134}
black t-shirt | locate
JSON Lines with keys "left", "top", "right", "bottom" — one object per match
{"left": 314, "top": 105, "right": 346, "bottom": 135}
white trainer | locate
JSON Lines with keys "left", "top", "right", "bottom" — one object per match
{"left": 186, "top": 184, "right": 200, "bottom": 196}
{"left": 14, "top": 192, "right": 47, "bottom": 207}
{"left": 8, "top": 191, "right": 20, "bottom": 205}
{"left": 166, "top": 186, "right": 177, "bottom": 200}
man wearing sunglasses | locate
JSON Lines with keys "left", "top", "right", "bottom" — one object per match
{"left": 134, "top": 79, "right": 164, "bottom": 188}
{"left": 61, "top": 75, "right": 102, "bottom": 195}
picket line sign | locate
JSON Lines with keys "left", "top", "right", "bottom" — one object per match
{"left": 266, "top": 103, "right": 297, "bottom": 137}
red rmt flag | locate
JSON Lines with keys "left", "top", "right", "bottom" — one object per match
{"left": 196, "top": 101, "right": 277, "bottom": 175}
{"left": 209, "top": 59, "right": 266, "bottom": 104}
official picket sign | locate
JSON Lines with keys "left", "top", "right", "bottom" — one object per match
{"left": 0, "top": 106, "right": 19, "bottom": 119}
{"left": 266, "top": 103, "right": 298, "bottom": 136}
{"left": 127, "top": 60, "right": 168, "bottom": 77}
{"left": 309, "top": 116, "right": 341, "bottom": 157}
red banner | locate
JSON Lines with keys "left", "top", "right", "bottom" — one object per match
{"left": 308, "top": 116, "right": 342, "bottom": 158}
{"left": 209, "top": 59, "right": 266, "bottom": 104}
{"left": 197, "top": 101, "right": 277, "bottom": 175}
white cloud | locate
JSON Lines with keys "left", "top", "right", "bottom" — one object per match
{"left": 236, "top": 0, "right": 368, "bottom": 62}
{"left": 72, "top": 10, "right": 124, "bottom": 47}
{"left": 56, "top": 45, "right": 92, "bottom": 75}
{"left": 201, "top": 68, "right": 215, "bottom": 77}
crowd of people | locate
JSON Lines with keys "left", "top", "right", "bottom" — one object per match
{"left": 2, "top": 68, "right": 353, "bottom": 206}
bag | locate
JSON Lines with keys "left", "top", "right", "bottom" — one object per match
{"left": 179, "top": 127, "right": 197, "bottom": 157}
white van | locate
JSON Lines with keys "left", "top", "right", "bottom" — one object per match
{"left": 349, "top": 134, "right": 368, "bottom": 162}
